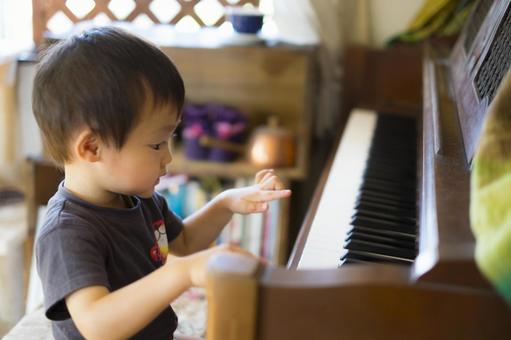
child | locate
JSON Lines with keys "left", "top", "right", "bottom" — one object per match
{"left": 33, "top": 26, "right": 291, "bottom": 340}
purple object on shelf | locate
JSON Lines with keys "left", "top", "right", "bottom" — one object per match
{"left": 182, "top": 105, "right": 211, "bottom": 161}
{"left": 184, "top": 138, "right": 209, "bottom": 161}
{"left": 210, "top": 107, "right": 247, "bottom": 162}
{"left": 182, "top": 103, "right": 247, "bottom": 162}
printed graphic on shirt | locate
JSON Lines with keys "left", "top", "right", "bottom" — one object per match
{"left": 150, "top": 219, "right": 168, "bottom": 264}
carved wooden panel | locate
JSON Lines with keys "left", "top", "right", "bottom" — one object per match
{"left": 32, "top": 0, "right": 259, "bottom": 45}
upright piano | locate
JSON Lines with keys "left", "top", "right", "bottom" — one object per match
{"left": 204, "top": 1, "right": 511, "bottom": 339}
{"left": 285, "top": 0, "right": 511, "bottom": 336}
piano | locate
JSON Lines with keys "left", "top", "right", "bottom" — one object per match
{"left": 184, "top": 2, "right": 511, "bottom": 338}
{"left": 285, "top": 0, "right": 511, "bottom": 336}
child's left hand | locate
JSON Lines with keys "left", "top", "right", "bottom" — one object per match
{"left": 219, "top": 169, "right": 291, "bottom": 214}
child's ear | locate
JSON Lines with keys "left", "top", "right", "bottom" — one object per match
{"left": 73, "top": 128, "right": 101, "bottom": 162}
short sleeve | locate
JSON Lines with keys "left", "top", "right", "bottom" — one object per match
{"left": 36, "top": 223, "right": 110, "bottom": 321}
{"left": 155, "top": 193, "right": 183, "bottom": 242}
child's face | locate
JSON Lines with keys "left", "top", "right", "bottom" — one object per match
{"left": 97, "top": 102, "right": 179, "bottom": 198}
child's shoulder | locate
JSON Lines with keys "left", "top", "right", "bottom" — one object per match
{"left": 37, "top": 188, "right": 99, "bottom": 240}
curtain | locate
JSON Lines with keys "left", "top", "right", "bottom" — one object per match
{"left": 272, "top": 0, "right": 371, "bottom": 136}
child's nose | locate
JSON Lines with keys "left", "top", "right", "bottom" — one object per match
{"left": 162, "top": 145, "right": 172, "bottom": 165}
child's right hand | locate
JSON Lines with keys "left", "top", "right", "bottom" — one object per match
{"left": 166, "top": 244, "right": 256, "bottom": 287}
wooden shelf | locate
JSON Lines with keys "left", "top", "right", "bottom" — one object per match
{"left": 161, "top": 45, "right": 317, "bottom": 264}
{"left": 166, "top": 146, "right": 304, "bottom": 180}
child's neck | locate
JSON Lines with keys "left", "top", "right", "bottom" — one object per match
{"left": 64, "top": 164, "right": 128, "bottom": 209}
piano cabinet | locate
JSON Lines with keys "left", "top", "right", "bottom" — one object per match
{"left": 207, "top": 253, "right": 511, "bottom": 340}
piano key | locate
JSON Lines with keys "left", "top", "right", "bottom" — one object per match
{"left": 349, "top": 225, "right": 416, "bottom": 241}
{"left": 297, "top": 110, "right": 419, "bottom": 269}
{"left": 354, "top": 200, "right": 415, "bottom": 216}
{"left": 342, "top": 257, "right": 376, "bottom": 265}
{"left": 297, "top": 109, "right": 377, "bottom": 269}
{"left": 343, "top": 249, "right": 413, "bottom": 265}
{"left": 353, "top": 209, "right": 416, "bottom": 225}
{"left": 357, "top": 191, "right": 416, "bottom": 209}
{"left": 356, "top": 193, "right": 416, "bottom": 211}
{"left": 346, "top": 230, "right": 416, "bottom": 249}
{"left": 363, "top": 177, "right": 416, "bottom": 191}
{"left": 360, "top": 183, "right": 416, "bottom": 200}
{"left": 363, "top": 173, "right": 416, "bottom": 188}
{"left": 351, "top": 216, "right": 416, "bottom": 233}
{"left": 344, "top": 239, "right": 416, "bottom": 260}
{"left": 340, "top": 252, "right": 386, "bottom": 264}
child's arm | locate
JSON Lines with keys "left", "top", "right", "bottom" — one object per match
{"left": 169, "top": 169, "right": 291, "bottom": 255}
{"left": 66, "top": 244, "right": 251, "bottom": 339}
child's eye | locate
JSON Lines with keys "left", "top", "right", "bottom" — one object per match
{"left": 150, "top": 142, "right": 166, "bottom": 150}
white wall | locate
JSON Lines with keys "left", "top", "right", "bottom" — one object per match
{"left": 369, "top": 0, "right": 424, "bottom": 47}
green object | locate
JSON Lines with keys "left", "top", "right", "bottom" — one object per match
{"left": 471, "top": 69, "right": 511, "bottom": 303}
{"left": 386, "top": 0, "right": 475, "bottom": 46}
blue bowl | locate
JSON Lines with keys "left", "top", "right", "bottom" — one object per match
{"left": 226, "top": 7, "right": 264, "bottom": 34}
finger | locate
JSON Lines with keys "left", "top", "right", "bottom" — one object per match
{"left": 255, "top": 169, "right": 274, "bottom": 184}
{"left": 259, "top": 172, "right": 273, "bottom": 185}
{"left": 260, "top": 171, "right": 275, "bottom": 185}
{"left": 225, "top": 243, "right": 258, "bottom": 258}
{"left": 222, "top": 244, "right": 268, "bottom": 266}
{"left": 242, "top": 201, "right": 269, "bottom": 213}
{"left": 248, "top": 189, "right": 292, "bottom": 202}
{"left": 260, "top": 175, "right": 285, "bottom": 191}
{"left": 231, "top": 245, "right": 269, "bottom": 266}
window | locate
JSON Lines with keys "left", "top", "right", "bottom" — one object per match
{"left": 0, "top": 0, "right": 33, "bottom": 50}
{"left": 31, "top": 0, "right": 276, "bottom": 45}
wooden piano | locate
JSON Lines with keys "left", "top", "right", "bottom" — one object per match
{"left": 206, "top": 1, "right": 511, "bottom": 339}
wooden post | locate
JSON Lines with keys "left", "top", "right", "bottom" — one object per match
{"left": 206, "top": 253, "right": 260, "bottom": 340}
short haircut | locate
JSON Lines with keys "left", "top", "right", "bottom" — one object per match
{"left": 32, "top": 26, "right": 185, "bottom": 166}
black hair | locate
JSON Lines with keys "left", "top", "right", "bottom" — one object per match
{"left": 32, "top": 26, "right": 185, "bottom": 166}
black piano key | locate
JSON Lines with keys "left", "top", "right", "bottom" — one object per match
{"left": 366, "top": 158, "right": 415, "bottom": 171}
{"left": 340, "top": 253, "right": 380, "bottom": 265}
{"left": 360, "top": 183, "right": 416, "bottom": 201}
{"left": 357, "top": 191, "right": 416, "bottom": 209}
{"left": 355, "top": 201, "right": 416, "bottom": 219}
{"left": 340, "top": 252, "right": 385, "bottom": 264}
{"left": 349, "top": 225, "right": 416, "bottom": 241}
{"left": 364, "top": 166, "right": 415, "bottom": 180}
{"left": 351, "top": 216, "right": 416, "bottom": 233}
{"left": 363, "top": 177, "right": 416, "bottom": 191}
{"left": 361, "top": 177, "right": 415, "bottom": 191}
{"left": 344, "top": 249, "right": 414, "bottom": 265}
{"left": 346, "top": 230, "right": 416, "bottom": 250}
{"left": 363, "top": 172, "right": 415, "bottom": 185}
{"left": 368, "top": 148, "right": 416, "bottom": 159}
{"left": 357, "top": 188, "right": 415, "bottom": 205}
{"left": 356, "top": 193, "right": 417, "bottom": 212}
{"left": 353, "top": 209, "right": 416, "bottom": 225}
{"left": 338, "top": 113, "right": 418, "bottom": 268}
{"left": 345, "top": 239, "right": 416, "bottom": 260}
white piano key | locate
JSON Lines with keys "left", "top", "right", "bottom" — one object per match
{"left": 298, "top": 109, "right": 377, "bottom": 269}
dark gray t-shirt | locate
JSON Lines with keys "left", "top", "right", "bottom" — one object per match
{"left": 36, "top": 182, "right": 183, "bottom": 339}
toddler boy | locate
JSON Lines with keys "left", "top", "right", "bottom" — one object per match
{"left": 33, "top": 26, "right": 290, "bottom": 339}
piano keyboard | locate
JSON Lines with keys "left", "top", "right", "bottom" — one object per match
{"left": 298, "top": 109, "right": 418, "bottom": 269}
